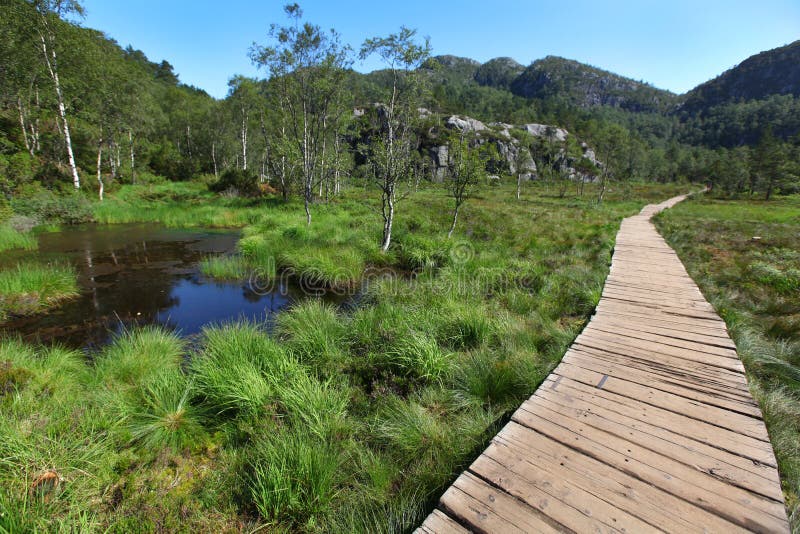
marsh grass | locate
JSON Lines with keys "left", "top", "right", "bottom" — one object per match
{"left": 199, "top": 254, "right": 250, "bottom": 280}
{"left": 0, "top": 180, "right": 688, "bottom": 531}
{"left": 0, "top": 261, "right": 78, "bottom": 320}
{"left": 657, "top": 194, "right": 800, "bottom": 527}
{"left": 0, "top": 225, "right": 37, "bottom": 252}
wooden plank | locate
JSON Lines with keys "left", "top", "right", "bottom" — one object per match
{"left": 512, "top": 403, "right": 788, "bottom": 531}
{"left": 414, "top": 510, "right": 470, "bottom": 534}
{"left": 575, "top": 331, "right": 746, "bottom": 374}
{"left": 531, "top": 388, "right": 783, "bottom": 501}
{"left": 558, "top": 356, "right": 763, "bottom": 418}
{"left": 566, "top": 348, "right": 759, "bottom": 411}
{"left": 570, "top": 344, "right": 755, "bottom": 403}
{"left": 439, "top": 472, "right": 562, "bottom": 533}
{"left": 540, "top": 375, "right": 777, "bottom": 465}
{"left": 584, "top": 322, "right": 739, "bottom": 359}
{"left": 470, "top": 453, "right": 637, "bottom": 533}
{"left": 497, "top": 423, "right": 748, "bottom": 533}
{"left": 590, "top": 315, "right": 736, "bottom": 348}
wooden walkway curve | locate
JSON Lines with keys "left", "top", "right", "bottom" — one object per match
{"left": 417, "top": 194, "right": 789, "bottom": 533}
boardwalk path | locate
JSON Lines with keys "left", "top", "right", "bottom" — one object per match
{"left": 417, "top": 194, "right": 789, "bottom": 533}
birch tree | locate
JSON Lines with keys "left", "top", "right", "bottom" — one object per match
{"left": 445, "top": 136, "right": 484, "bottom": 238}
{"left": 360, "top": 27, "right": 430, "bottom": 251}
{"left": 30, "top": 0, "right": 84, "bottom": 189}
{"left": 250, "top": 3, "right": 351, "bottom": 225}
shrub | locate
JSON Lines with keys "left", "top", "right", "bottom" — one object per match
{"left": 11, "top": 189, "right": 93, "bottom": 225}
{"left": 209, "top": 169, "right": 260, "bottom": 197}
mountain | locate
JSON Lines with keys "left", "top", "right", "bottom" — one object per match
{"left": 681, "top": 40, "right": 800, "bottom": 115}
{"left": 474, "top": 57, "right": 524, "bottom": 89}
{"left": 509, "top": 56, "right": 678, "bottom": 113}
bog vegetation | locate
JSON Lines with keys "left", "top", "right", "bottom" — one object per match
{"left": 1, "top": 0, "right": 799, "bottom": 531}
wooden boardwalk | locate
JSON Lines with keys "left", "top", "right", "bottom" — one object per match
{"left": 417, "top": 194, "right": 789, "bottom": 533}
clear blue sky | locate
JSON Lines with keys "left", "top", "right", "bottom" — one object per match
{"left": 80, "top": 0, "right": 800, "bottom": 99}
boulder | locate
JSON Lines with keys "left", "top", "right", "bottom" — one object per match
{"left": 429, "top": 145, "right": 449, "bottom": 182}
{"left": 523, "top": 123, "right": 568, "bottom": 141}
{"left": 445, "top": 115, "right": 487, "bottom": 133}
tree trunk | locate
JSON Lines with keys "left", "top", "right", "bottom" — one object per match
{"left": 447, "top": 203, "right": 460, "bottom": 239}
{"left": 40, "top": 34, "right": 80, "bottom": 189}
{"left": 241, "top": 113, "right": 248, "bottom": 171}
{"left": 381, "top": 191, "right": 395, "bottom": 252}
{"left": 96, "top": 140, "right": 104, "bottom": 202}
{"left": 212, "top": 141, "right": 218, "bottom": 179}
{"left": 17, "top": 96, "right": 33, "bottom": 156}
{"left": 129, "top": 130, "right": 136, "bottom": 184}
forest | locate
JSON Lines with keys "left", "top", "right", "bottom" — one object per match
{"left": 1, "top": 0, "right": 799, "bottom": 532}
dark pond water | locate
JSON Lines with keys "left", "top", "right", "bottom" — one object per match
{"left": 0, "top": 223, "right": 347, "bottom": 349}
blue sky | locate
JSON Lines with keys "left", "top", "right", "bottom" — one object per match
{"left": 80, "top": 0, "right": 800, "bottom": 99}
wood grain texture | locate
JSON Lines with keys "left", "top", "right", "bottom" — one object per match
{"left": 417, "top": 194, "right": 789, "bottom": 533}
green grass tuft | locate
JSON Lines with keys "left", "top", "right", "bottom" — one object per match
{"left": 0, "top": 261, "right": 78, "bottom": 320}
{"left": 0, "top": 225, "right": 37, "bottom": 252}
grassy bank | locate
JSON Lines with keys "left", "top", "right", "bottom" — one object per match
{"left": 0, "top": 262, "right": 78, "bottom": 321}
{"left": 656, "top": 194, "right": 800, "bottom": 528}
{"left": 92, "top": 182, "right": 271, "bottom": 228}
{"left": 0, "top": 225, "right": 37, "bottom": 253}
{"left": 1, "top": 180, "right": 689, "bottom": 532}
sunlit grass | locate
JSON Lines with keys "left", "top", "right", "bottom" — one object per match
{"left": 0, "top": 179, "right": 691, "bottom": 531}
{"left": 0, "top": 261, "right": 78, "bottom": 320}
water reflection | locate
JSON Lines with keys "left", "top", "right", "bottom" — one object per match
{"left": 0, "top": 223, "right": 344, "bottom": 349}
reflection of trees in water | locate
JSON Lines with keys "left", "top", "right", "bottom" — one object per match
{"left": 3, "top": 234, "right": 210, "bottom": 348}
{"left": 2, "top": 225, "right": 356, "bottom": 349}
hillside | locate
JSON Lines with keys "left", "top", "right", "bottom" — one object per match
{"left": 681, "top": 40, "right": 800, "bottom": 115}
{"left": 510, "top": 56, "right": 678, "bottom": 113}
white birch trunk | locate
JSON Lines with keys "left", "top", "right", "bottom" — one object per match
{"left": 40, "top": 33, "right": 79, "bottom": 189}
{"left": 96, "top": 141, "right": 104, "bottom": 201}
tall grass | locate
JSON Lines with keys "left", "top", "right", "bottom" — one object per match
{"left": 0, "top": 261, "right": 78, "bottom": 319}
{"left": 122, "top": 372, "right": 206, "bottom": 451}
{"left": 199, "top": 254, "right": 249, "bottom": 280}
{"left": 192, "top": 321, "right": 297, "bottom": 417}
{"left": 0, "top": 225, "right": 37, "bottom": 252}
{"left": 246, "top": 429, "right": 342, "bottom": 526}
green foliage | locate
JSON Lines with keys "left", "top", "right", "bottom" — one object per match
{"left": 209, "top": 168, "right": 260, "bottom": 197}
{"left": 94, "top": 326, "right": 184, "bottom": 387}
{"left": 192, "top": 321, "right": 295, "bottom": 416}
{"left": 276, "top": 301, "right": 348, "bottom": 372}
{"left": 11, "top": 189, "right": 94, "bottom": 225}
{"left": 122, "top": 372, "right": 206, "bottom": 452}
{"left": 199, "top": 255, "right": 249, "bottom": 280}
